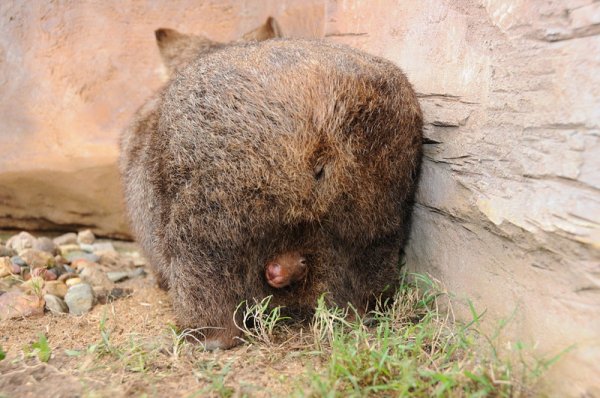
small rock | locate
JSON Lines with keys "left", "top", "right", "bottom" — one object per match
{"left": 33, "top": 237, "right": 59, "bottom": 255}
{"left": 19, "top": 249, "right": 56, "bottom": 269}
{"left": 0, "top": 244, "right": 15, "bottom": 257}
{"left": 44, "top": 294, "right": 68, "bottom": 314}
{"left": 107, "top": 271, "right": 129, "bottom": 283}
{"left": 53, "top": 232, "right": 78, "bottom": 246}
{"left": 54, "top": 255, "right": 68, "bottom": 265}
{"left": 80, "top": 267, "right": 113, "bottom": 289}
{"left": 10, "top": 256, "right": 26, "bottom": 267}
{"left": 63, "top": 265, "right": 76, "bottom": 274}
{"left": 31, "top": 268, "right": 57, "bottom": 281}
{"left": 65, "top": 251, "right": 100, "bottom": 264}
{"left": 77, "top": 230, "right": 95, "bottom": 245}
{"left": 58, "top": 272, "right": 78, "bottom": 283}
{"left": 44, "top": 281, "right": 68, "bottom": 298}
{"left": 71, "top": 258, "right": 96, "bottom": 270}
{"left": 79, "top": 243, "right": 95, "bottom": 253}
{"left": 0, "top": 257, "right": 15, "bottom": 277}
{"left": 65, "top": 277, "right": 82, "bottom": 287}
{"left": 58, "top": 244, "right": 81, "bottom": 257}
{"left": 0, "top": 291, "right": 45, "bottom": 319}
{"left": 107, "top": 268, "right": 147, "bottom": 283}
{"left": 95, "top": 287, "right": 133, "bottom": 304}
{"left": 6, "top": 232, "right": 36, "bottom": 254}
{"left": 129, "top": 268, "right": 147, "bottom": 278}
{"left": 92, "top": 242, "right": 116, "bottom": 253}
{"left": 64, "top": 283, "right": 94, "bottom": 315}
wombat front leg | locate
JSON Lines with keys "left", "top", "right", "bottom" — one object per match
{"left": 168, "top": 258, "right": 243, "bottom": 350}
{"left": 265, "top": 251, "right": 308, "bottom": 288}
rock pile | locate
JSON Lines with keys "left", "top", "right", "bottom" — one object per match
{"left": 0, "top": 230, "right": 146, "bottom": 320}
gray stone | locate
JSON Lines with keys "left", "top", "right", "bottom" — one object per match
{"left": 65, "top": 251, "right": 100, "bottom": 264}
{"left": 6, "top": 232, "right": 36, "bottom": 254}
{"left": 0, "top": 244, "right": 15, "bottom": 257}
{"left": 10, "top": 256, "right": 26, "bottom": 267}
{"left": 53, "top": 233, "right": 78, "bottom": 246}
{"left": 44, "top": 294, "right": 68, "bottom": 314}
{"left": 80, "top": 266, "right": 113, "bottom": 289}
{"left": 19, "top": 249, "right": 56, "bottom": 269}
{"left": 77, "top": 229, "right": 95, "bottom": 245}
{"left": 106, "top": 271, "right": 129, "bottom": 283}
{"left": 33, "top": 237, "right": 58, "bottom": 255}
{"left": 79, "top": 243, "right": 94, "bottom": 253}
{"left": 64, "top": 283, "right": 94, "bottom": 315}
{"left": 92, "top": 242, "right": 116, "bottom": 253}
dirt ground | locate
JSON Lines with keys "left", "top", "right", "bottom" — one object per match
{"left": 0, "top": 247, "right": 315, "bottom": 398}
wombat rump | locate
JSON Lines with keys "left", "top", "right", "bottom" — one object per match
{"left": 119, "top": 19, "right": 423, "bottom": 349}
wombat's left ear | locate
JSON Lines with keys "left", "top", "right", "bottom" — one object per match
{"left": 242, "top": 17, "right": 282, "bottom": 41}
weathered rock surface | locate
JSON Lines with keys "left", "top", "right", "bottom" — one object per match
{"left": 323, "top": 1, "right": 600, "bottom": 396}
{"left": 44, "top": 294, "right": 68, "bottom": 314}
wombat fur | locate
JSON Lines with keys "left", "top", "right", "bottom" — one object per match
{"left": 119, "top": 17, "right": 423, "bottom": 349}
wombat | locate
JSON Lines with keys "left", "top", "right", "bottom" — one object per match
{"left": 119, "top": 17, "right": 423, "bottom": 349}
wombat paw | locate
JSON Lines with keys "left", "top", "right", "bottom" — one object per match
{"left": 202, "top": 336, "right": 242, "bottom": 351}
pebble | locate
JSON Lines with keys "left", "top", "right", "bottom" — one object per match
{"left": 77, "top": 229, "right": 96, "bottom": 245}
{"left": 58, "top": 244, "right": 81, "bottom": 256}
{"left": 58, "top": 272, "right": 78, "bottom": 283}
{"left": 0, "top": 244, "right": 15, "bottom": 257}
{"left": 106, "top": 267, "right": 147, "bottom": 283}
{"left": 71, "top": 258, "right": 96, "bottom": 270}
{"left": 33, "top": 237, "right": 58, "bottom": 255}
{"left": 44, "top": 281, "right": 68, "bottom": 298}
{"left": 31, "top": 268, "right": 58, "bottom": 281}
{"left": 19, "top": 249, "right": 56, "bottom": 269}
{"left": 10, "top": 256, "right": 26, "bottom": 267}
{"left": 44, "top": 294, "right": 68, "bottom": 314}
{"left": 80, "top": 267, "right": 113, "bottom": 289}
{"left": 94, "top": 287, "right": 133, "bottom": 304}
{"left": 92, "top": 242, "right": 116, "bottom": 253}
{"left": 65, "top": 277, "right": 82, "bottom": 287}
{"left": 107, "top": 271, "right": 129, "bottom": 283}
{"left": 6, "top": 232, "right": 36, "bottom": 254}
{"left": 0, "top": 291, "right": 45, "bottom": 320}
{"left": 19, "top": 276, "right": 45, "bottom": 295}
{"left": 79, "top": 243, "right": 95, "bottom": 253}
{"left": 55, "top": 255, "right": 68, "bottom": 265}
{"left": 65, "top": 251, "right": 100, "bottom": 264}
{"left": 53, "top": 232, "right": 78, "bottom": 246}
{"left": 64, "top": 283, "right": 94, "bottom": 315}
{"left": 0, "top": 257, "right": 14, "bottom": 278}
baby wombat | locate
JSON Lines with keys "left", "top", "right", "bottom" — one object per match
{"left": 265, "top": 251, "right": 308, "bottom": 288}
{"left": 120, "top": 17, "right": 423, "bottom": 349}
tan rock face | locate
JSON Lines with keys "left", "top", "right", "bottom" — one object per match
{"left": 0, "top": 1, "right": 598, "bottom": 395}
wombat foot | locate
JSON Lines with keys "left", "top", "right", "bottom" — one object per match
{"left": 265, "top": 251, "right": 308, "bottom": 288}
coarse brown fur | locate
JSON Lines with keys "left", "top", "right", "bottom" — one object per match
{"left": 119, "top": 17, "right": 423, "bottom": 349}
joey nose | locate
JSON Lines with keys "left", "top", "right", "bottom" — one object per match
{"left": 266, "top": 263, "right": 282, "bottom": 282}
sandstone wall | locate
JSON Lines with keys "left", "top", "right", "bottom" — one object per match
{"left": 0, "top": 1, "right": 598, "bottom": 395}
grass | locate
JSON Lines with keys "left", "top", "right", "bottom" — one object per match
{"left": 9, "top": 273, "right": 558, "bottom": 397}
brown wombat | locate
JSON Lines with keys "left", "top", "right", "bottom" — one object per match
{"left": 119, "top": 17, "right": 423, "bottom": 349}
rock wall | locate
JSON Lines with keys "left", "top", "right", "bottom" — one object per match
{"left": 0, "top": 1, "right": 598, "bottom": 395}
{"left": 323, "top": 1, "right": 599, "bottom": 396}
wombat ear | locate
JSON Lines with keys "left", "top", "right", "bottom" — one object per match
{"left": 155, "top": 28, "right": 184, "bottom": 48}
{"left": 242, "top": 17, "right": 282, "bottom": 41}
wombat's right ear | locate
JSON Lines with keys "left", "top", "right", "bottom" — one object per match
{"left": 242, "top": 17, "right": 282, "bottom": 41}
{"left": 155, "top": 28, "right": 184, "bottom": 48}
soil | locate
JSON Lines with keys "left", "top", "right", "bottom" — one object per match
{"left": 0, "top": 241, "right": 314, "bottom": 398}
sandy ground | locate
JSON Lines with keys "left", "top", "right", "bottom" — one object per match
{"left": 0, "top": 251, "right": 316, "bottom": 398}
